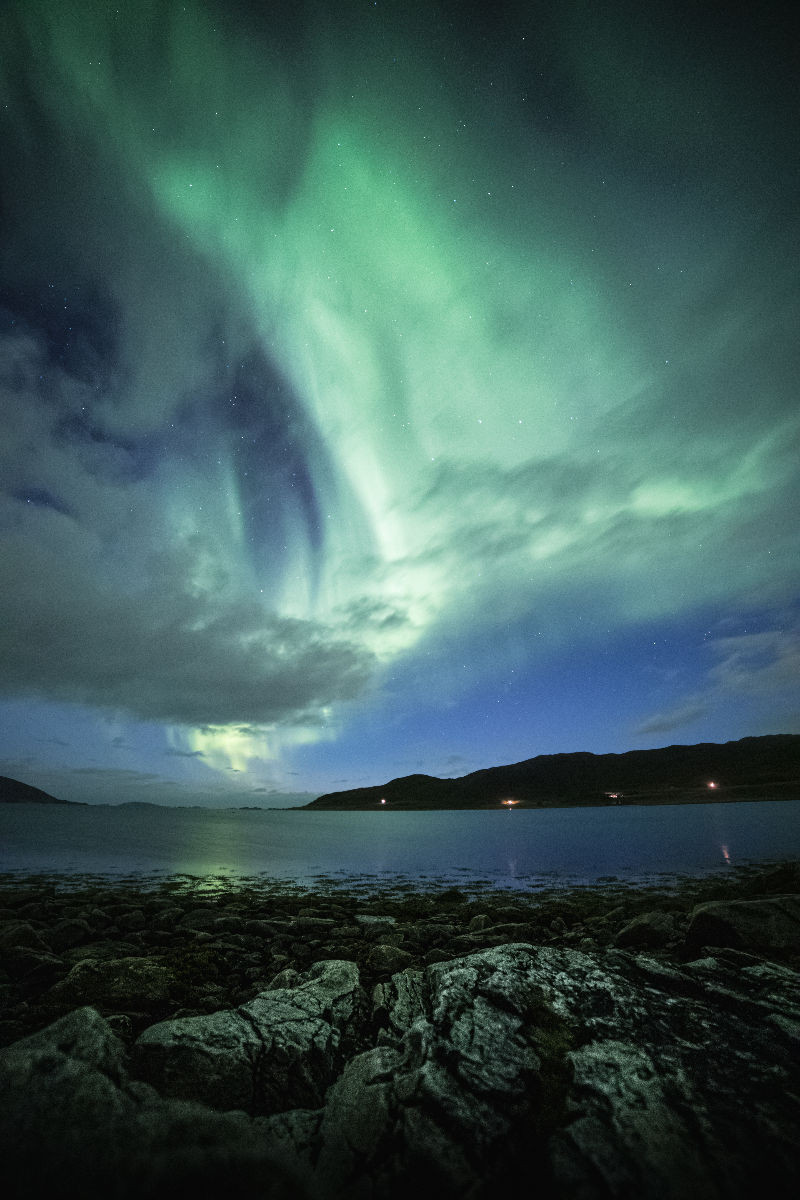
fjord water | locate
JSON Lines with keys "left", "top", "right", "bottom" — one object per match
{"left": 2, "top": 800, "right": 800, "bottom": 889}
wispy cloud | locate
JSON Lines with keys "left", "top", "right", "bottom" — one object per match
{"left": 635, "top": 700, "right": 711, "bottom": 736}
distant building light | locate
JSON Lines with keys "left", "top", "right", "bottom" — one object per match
{"left": 708, "top": 781, "right": 717, "bottom": 789}
{"left": 501, "top": 798, "right": 519, "bottom": 807}
{"left": 380, "top": 798, "right": 387, "bottom": 805}
{"left": 605, "top": 791, "right": 622, "bottom": 800}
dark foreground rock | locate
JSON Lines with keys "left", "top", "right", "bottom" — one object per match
{"left": 2, "top": 937, "right": 799, "bottom": 1199}
{"left": 2, "top": 865, "right": 800, "bottom": 1197}
{"left": 133, "top": 959, "right": 363, "bottom": 1114}
{"left": 0, "top": 1005, "right": 310, "bottom": 1200}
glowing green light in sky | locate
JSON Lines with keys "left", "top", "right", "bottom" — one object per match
{"left": 3, "top": 0, "right": 797, "bottom": 785}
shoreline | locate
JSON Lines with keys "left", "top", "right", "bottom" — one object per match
{"left": 304, "top": 782, "right": 800, "bottom": 810}
{"left": 2, "top": 858, "right": 798, "bottom": 1050}
{"left": 2, "top": 861, "right": 799, "bottom": 1198}
{"left": 2, "top": 785, "right": 800, "bottom": 813}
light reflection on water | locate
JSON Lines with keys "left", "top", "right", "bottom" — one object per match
{"left": 0, "top": 800, "right": 799, "bottom": 889}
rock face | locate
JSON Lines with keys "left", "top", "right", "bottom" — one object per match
{"left": 2, "top": 941, "right": 799, "bottom": 1199}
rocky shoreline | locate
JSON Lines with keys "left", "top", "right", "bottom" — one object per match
{"left": 2, "top": 863, "right": 799, "bottom": 1197}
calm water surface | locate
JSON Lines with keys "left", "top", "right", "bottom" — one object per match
{"left": 2, "top": 800, "right": 800, "bottom": 890}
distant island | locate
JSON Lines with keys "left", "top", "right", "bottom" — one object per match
{"left": 0, "top": 776, "right": 76, "bottom": 805}
{"left": 303, "top": 734, "right": 800, "bottom": 811}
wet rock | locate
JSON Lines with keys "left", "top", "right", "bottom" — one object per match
{"left": 467, "top": 913, "right": 491, "bottom": 931}
{"left": 355, "top": 914, "right": 397, "bottom": 935}
{"left": 117, "top": 909, "right": 146, "bottom": 933}
{"left": 84, "top": 906, "right": 112, "bottom": 931}
{"left": 49, "top": 917, "right": 93, "bottom": 951}
{"left": 293, "top": 916, "right": 337, "bottom": 934}
{"left": 150, "top": 905, "right": 184, "bottom": 927}
{"left": 372, "top": 968, "right": 425, "bottom": 1042}
{"left": 266, "top": 966, "right": 301, "bottom": 990}
{"left": 612, "top": 910, "right": 676, "bottom": 949}
{"left": 48, "top": 956, "right": 175, "bottom": 1009}
{"left": 423, "top": 948, "right": 452, "bottom": 965}
{"left": 132, "top": 958, "right": 363, "bottom": 1115}
{"left": 178, "top": 907, "right": 220, "bottom": 932}
{"left": 685, "top": 895, "right": 800, "bottom": 956}
{"left": 2, "top": 872, "right": 800, "bottom": 1198}
{"left": 62, "top": 938, "right": 139, "bottom": 963}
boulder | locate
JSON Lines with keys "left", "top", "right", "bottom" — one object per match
{"left": 685, "top": 895, "right": 800, "bottom": 955}
{"left": 354, "top": 914, "right": 397, "bottom": 928}
{"left": 366, "top": 943, "right": 414, "bottom": 974}
{"left": 49, "top": 917, "right": 93, "bottom": 951}
{"left": 0, "top": 920, "right": 51, "bottom": 951}
{"left": 612, "top": 910, "right": 676, "bottom": 949}
{"left": 132, "top": 958, "right": 362, "bottom": 1114}
{"left": 48, "top": 955, "right": 175, "bottom": 1009}
{"left": 0, "top": 1006, "right": 310, "bottom": 1200}
{"left": 1, "top": 946, "right": 66, "bottom": 984}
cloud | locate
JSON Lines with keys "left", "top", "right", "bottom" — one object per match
{"left": 708, "top": 628, "right": 800, "bottom": 697}
{"left": 635, "top": 621, "right": 800, "bottom": 738}
{"left": 634, "top": 700, "right": 710, "bottom": 736}
{"left": 0, "top": 323, "right": 375, "bottom": 729}
{"left": 0, "top": 521, "right": 374, "bottom": 726}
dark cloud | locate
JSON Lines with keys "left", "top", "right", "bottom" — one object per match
{"left": 0, "top": 320, "right": 375, "bottom": 729}
{"left": 0, "top": 526, "right": 374, "bottom": 725}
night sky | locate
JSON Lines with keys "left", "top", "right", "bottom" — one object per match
{"left": 1, "top": 0, "right": 798, "bottom": 807}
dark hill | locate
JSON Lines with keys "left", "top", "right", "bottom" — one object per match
{"left": 303, "top": 734, "right": 800, "bottom": 810}
{"left": 0, "top": 776, "right": 72, "bottom": 805}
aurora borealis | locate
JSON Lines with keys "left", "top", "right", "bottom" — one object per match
{"left": 1, "top": 0, "right": 798, "bottom": 806}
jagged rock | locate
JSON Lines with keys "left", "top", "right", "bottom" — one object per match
{"left": 132, "top": 958, "right": 362, "bottom": 1114}
{"left": 685, "top": 895, "right": 800, "bottom": 955}
{"left": 293, "top": 944, "right": 800, "bottom": 1199}
{"left": 48, "top": 955, "right": 175, "bottom": 1008}
{"left": 612, "top": 909, "right": 675, "bottom": 949}
{"left": 2, "top": 938, "right": 800, "bottom": 1199}
{"left": 0, "top": 1006, "right": 311, "bottom": 1200}
{"left": 372, "top": 968, "right": 425, "bottom": 1041}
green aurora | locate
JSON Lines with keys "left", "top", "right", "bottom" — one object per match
{"left": 0, "top": 0, "right": 798, "bottom": 804}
